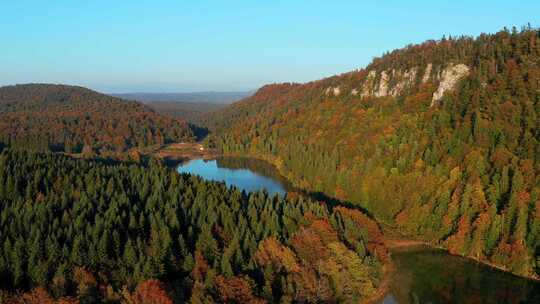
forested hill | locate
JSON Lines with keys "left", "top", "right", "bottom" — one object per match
{"left": 204, "top": 27, "right": 540, "bottom": 279}
{"left": 0, "top": 148, "right": 388, "bottom": 302}
{"left": 0, "top": 84, "right": 194, "bottom": 153}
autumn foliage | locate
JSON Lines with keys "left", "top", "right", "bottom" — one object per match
{"left": 205, "top": 27, "right": 540, "bottom": 279}
{"left": 123, "top": 280, "right": 173, "bottom": 304}
{"left": 215, "top": 276, "right": 264, "bottom": 304}
{"left": 0, "top": 84, "right": 194, "bottom": 153}
{"left": 0, "top": 149, "right": 387, "bottom": 303}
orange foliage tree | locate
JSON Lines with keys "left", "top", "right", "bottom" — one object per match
{"left": 123, "top": 279, "right": 173, "bottom": 304}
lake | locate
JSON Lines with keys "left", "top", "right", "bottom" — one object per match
{"left": 177, "top": 157, "right": 292, "bottom": 196}
{"left": 177, "top": 157, "right": 540, "bottom": 303}
{"left": 383, "top": 246, "right": 540, "bottom": 304}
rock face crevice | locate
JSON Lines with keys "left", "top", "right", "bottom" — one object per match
{"left": 430, "top": 63, "right": 470, "bottom": 106}
{"left": 422, "top": 63, "right": 433, "bottom": 83}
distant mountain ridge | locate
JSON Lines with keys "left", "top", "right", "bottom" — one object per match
{"left": 112, "top": 91, "right": 253, "bottom": 104}
{"left": 112, "top": 91, "right": 253, "bottom": 122}
{"left": 143, "top": 101, "right": 229, "bottom": 122}
{"left": 0, "top": 83, "right": 194, "bottom": 153}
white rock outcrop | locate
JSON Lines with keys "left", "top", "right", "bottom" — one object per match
{"left": 431, "top": 64, "right": 470, "bottom": 106}
{"left": 325, "top": 87, "right": 331, "bottom": 95}
{"left": 390, "top": 67, "right": 417, "bottom": 96}
{"left": 422, "top": 63, "right": 432, "bottom": 83}
{"left": 351, "top": 63, "right": 467, "bottom": 104}
{"left": 361, "top": 70, "right": 377, "bottom": 98}
{"left": 359, "top": 68, "right": 419, "bottom": 98}
{"left": 324, "top": 86, "right": 341, "bottom": 96}
{"left": 374, "top": 71, "right": 389, "bottom": 97}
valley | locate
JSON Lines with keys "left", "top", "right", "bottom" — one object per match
{"left": 0, "top": 25, "right": 539, "bottom": 303}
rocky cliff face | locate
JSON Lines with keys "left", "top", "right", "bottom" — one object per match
{"left": 430, "top": 63, "right": 470, "bottom": 106}
{"left": 422, "top": 63, "right": 433, "bottom": 83}
{"left": 357, "top": 66, "right": 422, "bottom": 99}
{"left": 326, "top": 63, "right": 470, "bottom": 107}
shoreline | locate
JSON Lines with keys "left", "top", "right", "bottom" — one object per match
{"left": 384, "top": 235, "right": 540, "bottom": 282}
{"left": 168, "top": 148, "right": 540, "bottom": 285}
{"left": 364, "top": 262, "right": 394, "bottom": 304}
{"left": 219, "top": 151, "right": 540, "bottom": 283}
{"left": 170, "top": 149, "right": 396, "bottom": 303}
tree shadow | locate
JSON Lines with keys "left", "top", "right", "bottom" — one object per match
{"left": 189, "top": 123, "right": 209, "bottom": 141}
{"left": 303, "top": 190, "right": 377, "bottom": 220}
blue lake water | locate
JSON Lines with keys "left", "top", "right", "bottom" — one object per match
{"left": 177, "top": 158, "right": 290, "bottom": 196}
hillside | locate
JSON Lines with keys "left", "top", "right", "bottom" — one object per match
{"left": 0, "top": 148, "right": 388, "bottom": 302}
{"left": 203, "top": 27, "right": 540, "bottom": 279}
{"left": 0, "top": 84, "right": 194, "bottom": 153}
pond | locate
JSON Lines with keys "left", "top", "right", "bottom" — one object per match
{"left": 177, "top": 157, "right": 292, "bottom": 196}
{"left": 177, "top": 157, "right": 540, "bottom": 303}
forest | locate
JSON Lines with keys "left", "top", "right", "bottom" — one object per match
{"left": 0, "top": 84, "right": 194, "bottom": 154}
{"left": 1, "top": 25, "right": 539, "bottom": 303}
{"left": 0, "top": 148, "right": 388, "bottom": 303}
{"left": 203, "top": 27, "right": 540, "bottom": 279}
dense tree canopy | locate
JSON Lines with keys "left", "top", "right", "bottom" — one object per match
{"left": 2, "top": 25, "right": 539, "bottom": 303}
{"left": 203, "top": 27, "right": 540, "bottom": 279}
{"left": 0, "top": 149, "right": 387, "bottom": 303}
{"left": 0, "top": 84, "right": 194, "bottom": 154}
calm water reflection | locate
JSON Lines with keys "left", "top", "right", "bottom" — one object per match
{"left": 177, "top": 157, "right": 292, "bottom": 196}
{"left": 383, "top": 246, "right": 540, "bottom": 304}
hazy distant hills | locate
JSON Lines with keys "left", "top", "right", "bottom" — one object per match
{"left": 112, "top": 91, "right": 253, "bottom": 121}
{"left": 0, "top": 84, "right": 194, "bottom": 153}
{"left": 112, "top": 91, "right": 252, "bottom": 104}
{"left": 142, "top": 101, "right": 230, "bottom": 121}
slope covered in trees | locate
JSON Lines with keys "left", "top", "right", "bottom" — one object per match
{"left": 0, "top": 148, "right": 388, "bottom": 303}
{"left": 0, "top": 84, "right": 194, "bottom": 153}
{"left": 203, "top": 27, "right": 540, "bottom": 279}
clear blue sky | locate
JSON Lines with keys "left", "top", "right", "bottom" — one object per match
{"left": 1, "top": 1, "right": 538, "bottom": 93}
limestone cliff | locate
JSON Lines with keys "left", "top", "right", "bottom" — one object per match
{"left": 430, "top": 63, "right": 470, "bottom": 106}
{"left": 337, "top": 62, "right": 470, "bottom": 107}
